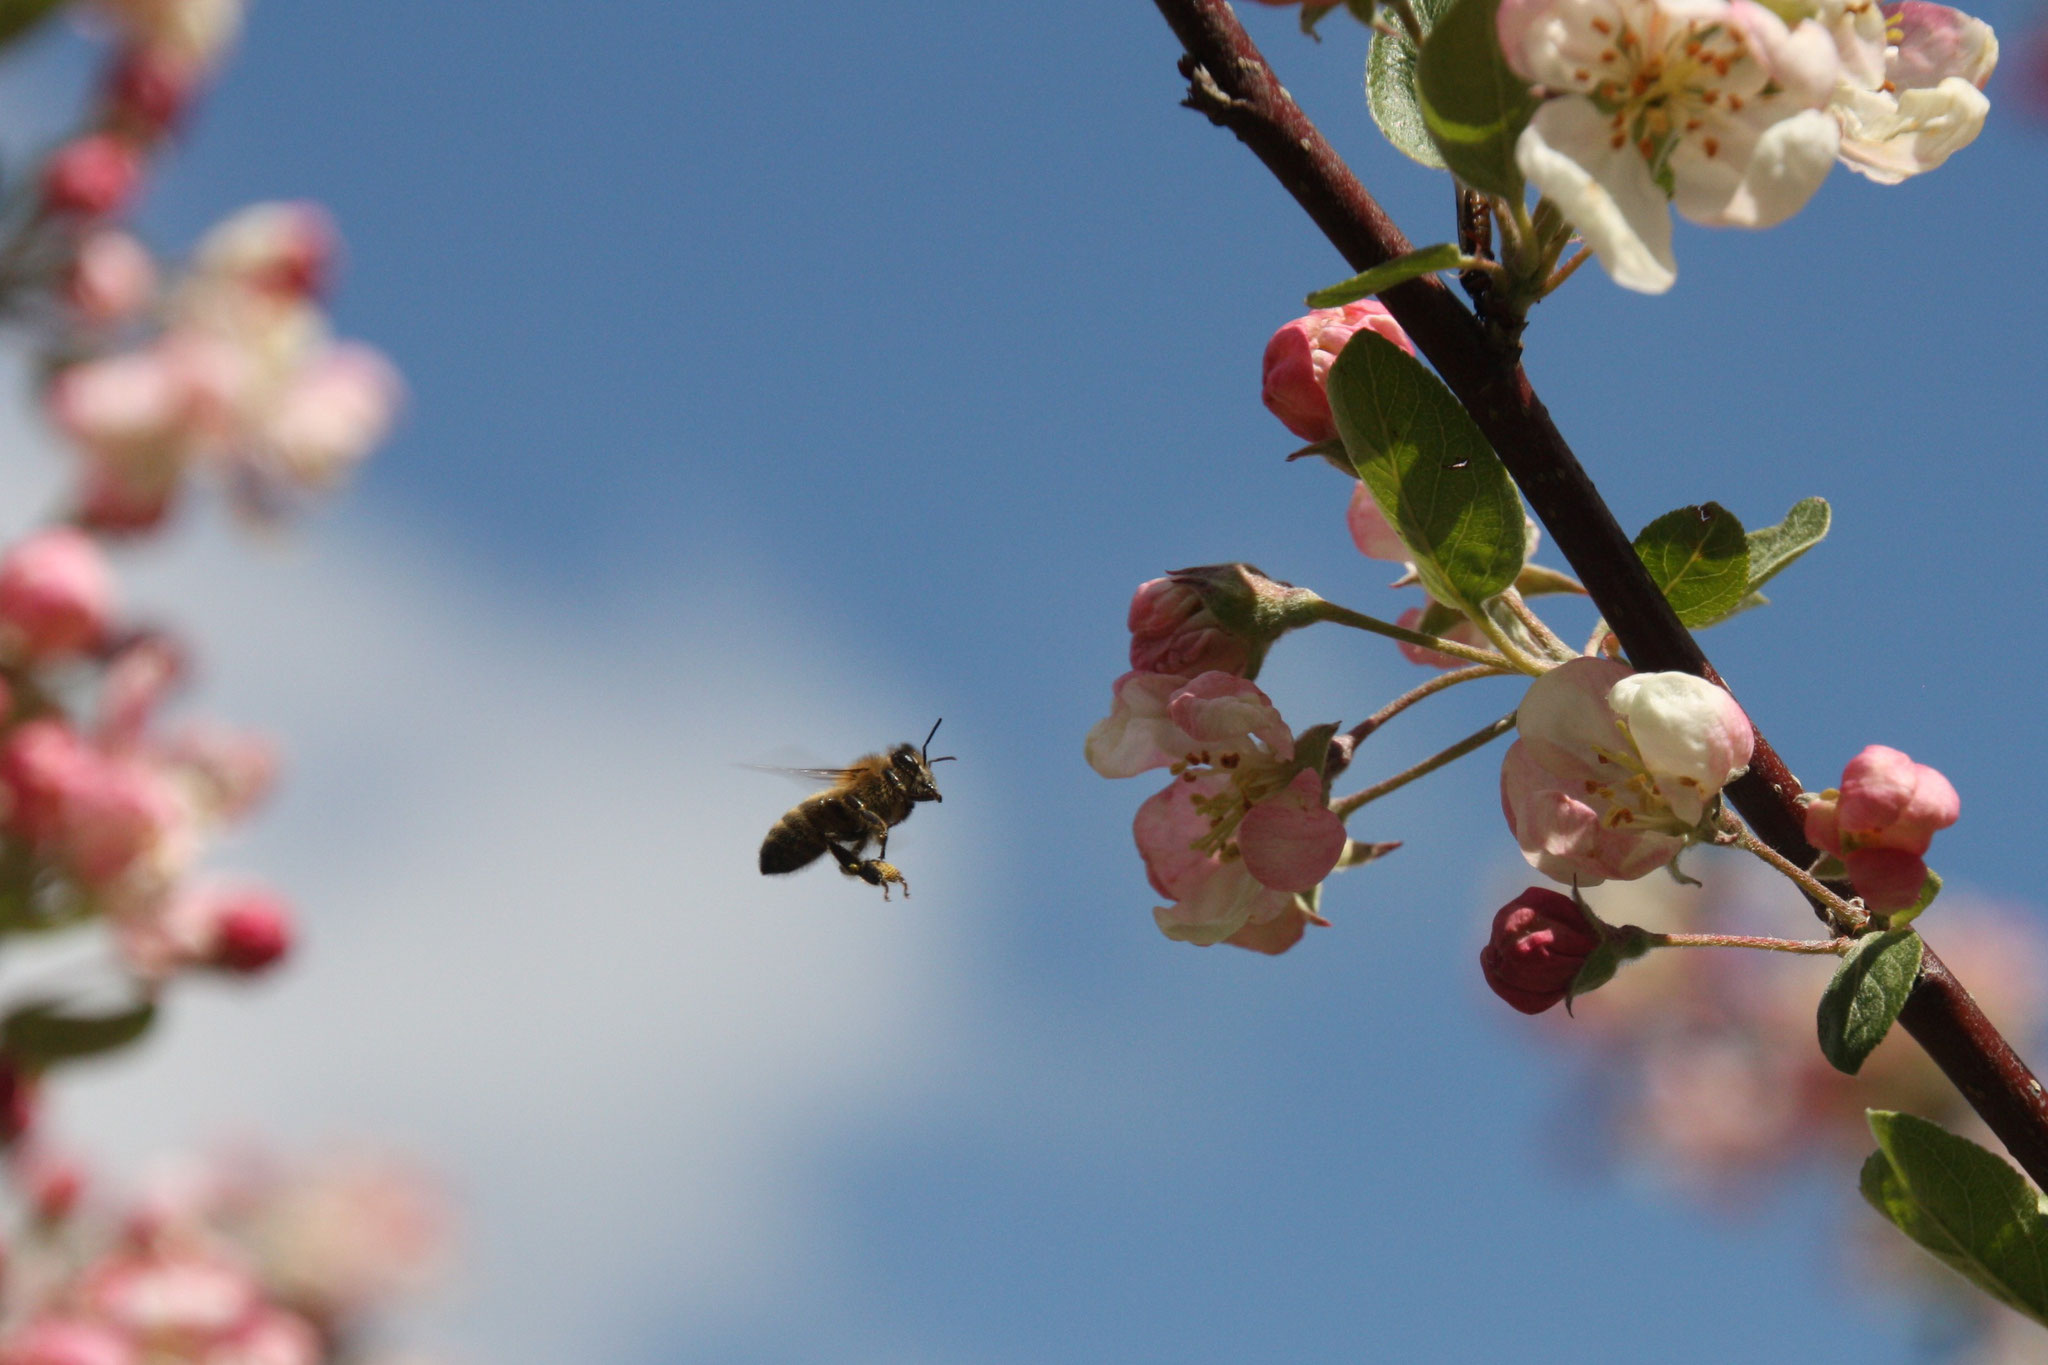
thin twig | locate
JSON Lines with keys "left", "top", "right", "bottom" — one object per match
{"left": 1331, "top": 712, "right": 1516, "bottom": 819}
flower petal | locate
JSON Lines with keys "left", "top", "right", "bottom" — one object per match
{"left": 1517, "top": 99, "right": 1677, "bottom": 294}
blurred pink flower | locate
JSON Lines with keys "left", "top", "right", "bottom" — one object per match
{"left": 65, "top": 231, "right": 158, "bottom": 325}
{"left": 0, "top": 528, "right": 116, "bottom": 663}
{"left": 42, "top": 136, "right": 143, "bottom": 219}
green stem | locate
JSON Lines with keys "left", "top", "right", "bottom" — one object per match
{"left": 1307, "top": 598, "right": 1516, "bottom": 670}
{"left": 1331, "top": 711, "right": 1516, "bottom": 819}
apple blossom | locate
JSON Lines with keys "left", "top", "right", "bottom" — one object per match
{"left": 1127, "top": 578, "right": 1254, "bottom": 678}
{"left": 1136, "top": 772, "right": 1338, "bottom": 950}
{"left": 1828, "top": 0, "right": 1997, "bottom": 183}
{"left": 1499, "top": 0, "right": 1844, "bottom": 293}
{"left": 1262, "top": 300, "right": 1415, "bottom": 443}
{"left": 1482, "top": 886, "right": 1604, "bottom": 1013}
{"left": 1803, "top": 744, "right": 1958, "bottom": 912}
{"left": 1346, "top": 481, "right": 1409, "bottom": 562}
{"left": 190, "top": 204, "right": 334, "bottom": 302}
{"left": 1085, "top": 670, "right": 1295, "bottom": 779}
{"left": 0, "top": 529, "right": 116, "bottom": 663}
{"left": 92, "top": 0, "right": 245, "bottom": 67}
{"left": 1501, "top": 658, "right": 1754, "bottom": 884}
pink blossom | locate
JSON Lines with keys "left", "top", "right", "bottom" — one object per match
{"left": 0, "top": 1320, "right": 137, "bottom": 1365}
{"left": 1126, "top": 578, "right": 1254, "bottom": 678}
{"left": 0, "top": 719, "right": 187, "bottom": 890}
{"left": 1803, "top": 744, "right": 1959, "bottom": 912}
{"left": 0, "top": 528, "right": 116, "bottom": 663}
{"left": 1481, "top": 886, "right": 1603, "bottom": 1013}
{"left": 191, "top": 203, "right": 333, "bottom": 301}
{"left": 81, "top": 1248, "right": 260, "bottom": 1346}
{"left": 102, "top": 45, "right": 205, "bottom": 136}
{"left": 1085, "top": 671, "right": 1291, "bottom": 779}
{"left": 15, "top": 1146, "right": 88, "bottom": 1222}
{"left": 42, "top": 135, "right": 143, "bottom": 219}
{"left": 66, "top": 231, "right": 159, "bottom": 324}
{"left": 257, "top": 343, "right": 401, "bottom": 486}
{"left": 1502, "top": 658, "right": 1754, "bottom": 884}
{"left": 1261, "top": 301, "right": 1416, "bottom": 443}
{"left": 237, "top": 1153, "right": 450, "bottom": 1320}
{"left": 158, "top": 724, "right": 277, "bottom": 822}
{"left": 92, "top": 0, "right": 245, "bottom": 67}
{"left": 197, "top": 1310, "right": 317, "bottom": 1365}
{"left": 1136, "top": 774, "right": 1301, "bottom": 946}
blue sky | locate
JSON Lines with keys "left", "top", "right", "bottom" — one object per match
{"left": 11, "top": 1, "right": 2048, "bottom": 1360}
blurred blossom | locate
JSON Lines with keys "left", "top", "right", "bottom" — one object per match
{"left": 64, "top": 232, "right": 159, "bottom": 326}
{"left": 41, "top": 136, "right": 143, "bottom": 220}
{"left": 90, "top": 0, "right": 244, "bottom": 67}
{"left": 0, "top": 529, "right": 115, "bottom": 664}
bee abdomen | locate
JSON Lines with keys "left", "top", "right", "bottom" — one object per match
{"left": 759, "top": 814, "right": 825, "bottom": 875}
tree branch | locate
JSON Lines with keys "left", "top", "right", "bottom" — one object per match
{"left": 1148, "top": 0, "right": 2048, "bottom": 1189}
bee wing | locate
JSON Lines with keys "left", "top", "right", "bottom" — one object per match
{"left": 738, "top": 763, "right": 859, "bottom": 788}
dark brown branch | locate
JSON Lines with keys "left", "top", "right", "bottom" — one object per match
{"left": 1150, "top": 0, "right": 2048, "bottom": 1189}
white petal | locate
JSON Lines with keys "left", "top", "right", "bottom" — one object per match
{"left": 1517, "top": 101, "right": 1677, "bottom": 294}
{"left": 1835, "top": 77, "right": 1989, "bottom": 183}
{"left": 1672, "top": 107, "right": 1839, "bottom": 226}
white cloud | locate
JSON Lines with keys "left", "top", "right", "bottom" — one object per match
{"left": 43, "top": 495, "right": 984, "bottom": 1363}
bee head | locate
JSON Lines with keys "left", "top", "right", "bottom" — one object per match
{"left": 892, "top": 718, "right": 955, "bottom": 803}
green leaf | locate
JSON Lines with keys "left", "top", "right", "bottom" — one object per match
{"left": 1366, "top": 0, "right": 1456, "bottom": 169}
{"left": 1817, "top": 929, "right": 1923, "bottom": 1075}
{"left": 1415, "top": 0, "right": 1538, "bottom": 199}
{"left": 1326, "top": 331, "right": 1527, "bottom": 612}
{"left": 1744, "top": 495, "right": 1831, "bottom": 595}
{"left": 2, "top": 997, "right": 156, "bottom": 1069}
{"left": 0, "top": 0, "right": 63, "bottom": 51}
{"left": 1889, "top": 869, "right": 1943, "bottom": 929}
{"left": 1633, "top": 503, "right": 1749, "bottom": 628}
{"left": 1306, "top": 243, "right": 1465, "bottom": 308}
{"left": 1861, "top": 1111, "right": 2048, "bottom": 1326}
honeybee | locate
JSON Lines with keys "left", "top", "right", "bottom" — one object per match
{"left": 756, "top": 720, "right": 954, "bottom": 900}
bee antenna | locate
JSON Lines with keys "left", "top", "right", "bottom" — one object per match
{"left": 921, "top": 718, "right": 943, "bottom": 759}
{"left": 930, "top": 755, "right": 957, "bottom": 764}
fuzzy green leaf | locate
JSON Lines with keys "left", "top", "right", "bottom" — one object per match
{"left": 1366, "top": 0, "right": 1456, "bottom": 169}
{"left": 1307, "top": 244, "right": 1464, "bottom": 308}
{"left": 1744, "top": 496, "right": 1831, "bottom": 594}
{"left": 1415, "top": 0, "right": 1537, "bottom": 198}
{"left": 1862, "top": 1111, "right": 2048, "bottom": 1326}
{"left": 3, "top": 998, "right": 157, "bottom": 1069}
{"left": 1818, "top": 929, "right": 1923, "bottom": 1075}
{"left": 1633, "top": 503, "right": 1749, "bottom": 628}
{"left": 1326, "top": 331, "right": 1526, "bottom": 612}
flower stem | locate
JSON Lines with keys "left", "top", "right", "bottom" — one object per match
{"left": 1349, "top": 664, "right": 1506, "bottom": 743}
{"left": 1307, "top": 598, "right": 1515, "bottom": 670}
{"left": 1331, "top": 711, "right": 1516, "bottom": 819}
{"left": 1383, "top": 0, "right": 1424, "bottom": 42}
{"left": 1640, "top": 930, "right": 1851, "bottom": 956}
{"left": 1731, "top": 823, "right": 1865, "bottom": 932}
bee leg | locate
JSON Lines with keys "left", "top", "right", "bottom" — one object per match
{"left": 845, "top": 797, "right": 892, "bottom": 861}
{"left": 855, "top": 859, "right": 908, "bottom": 901}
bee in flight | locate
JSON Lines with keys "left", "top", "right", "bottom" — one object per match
{"left": 756, "top": 720, "right": 955, "bottom": 900}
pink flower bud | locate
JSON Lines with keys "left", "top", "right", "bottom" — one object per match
{"left": 102, "top": 46, "right": 203, "bottom": 135}
{"left": 14, "top": 1147, "right": 87, "bottom": 1223}
{"left": 81, "top": 1249, "right": 258, "bottom": 1343}
{"left": 41, "top": 136, "right": 143, "bottom": 219}
{"left": 208, "top": 888, "right": 292, "bottom": 974}
{"left": 65, "top": 231, "right": 158, "bottom": 324}
{"left": 0, "top": 529, "right": 115, "bottom": 663}
{"left": 206, "top": 1311, "right": 318, "bottom": 1365}
{"left": 1127, "top": 578, "right": 1255, "bottom": 678}
{"left": 1346, "top": 482, "right": 1409, "bottom": 561}
{"left": 1261, "top": 301, "right": 1416, "bottom": 443}
{"left": 1480, "top": 887, "right": 1602, "bottom": 1013}
{"left": 1803, "top": 744, "right": 1959, "bottom": 912}
{"left": 0, "top": 1320, "right": 136, "bottom": 1365}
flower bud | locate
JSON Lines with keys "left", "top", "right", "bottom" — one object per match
{"left": 1803, "top": 744, "right": 1959, "bottom": 912}
{"left": 193, "top": 201, "right": 335, "bottom": 300}
{"left": 1127, "top": 578, "right": 1254, "bottom": 678}
{"left": 1261, "top": 301, "right": 1416, "bottom": 443}
{"left": 102, "top": 45, "right": 204, "bottom": 135}
{"left": 1346, "top": 482, "right": 1409, "bottom": 562}
{"left": 0, "top": 529, "right": 116, "bottom": 663}
{"left": 41, "top": 136, "right": 142, "bottom": 219}
{"left": 1146, "top": 563, "right": 1320, "bottom": 674}
{"left": 1480, "top": 887, "right": 1602, "bottom": 1013}
{"left": 208, "top": 888, "right": 293, "bottom": 974}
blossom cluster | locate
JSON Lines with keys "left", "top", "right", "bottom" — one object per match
{"left": 1498, "top": 0, "right": 1998, "bottom": 292}
{"left": 0, "top": 1142, "right": 450, "bottom": 1365}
